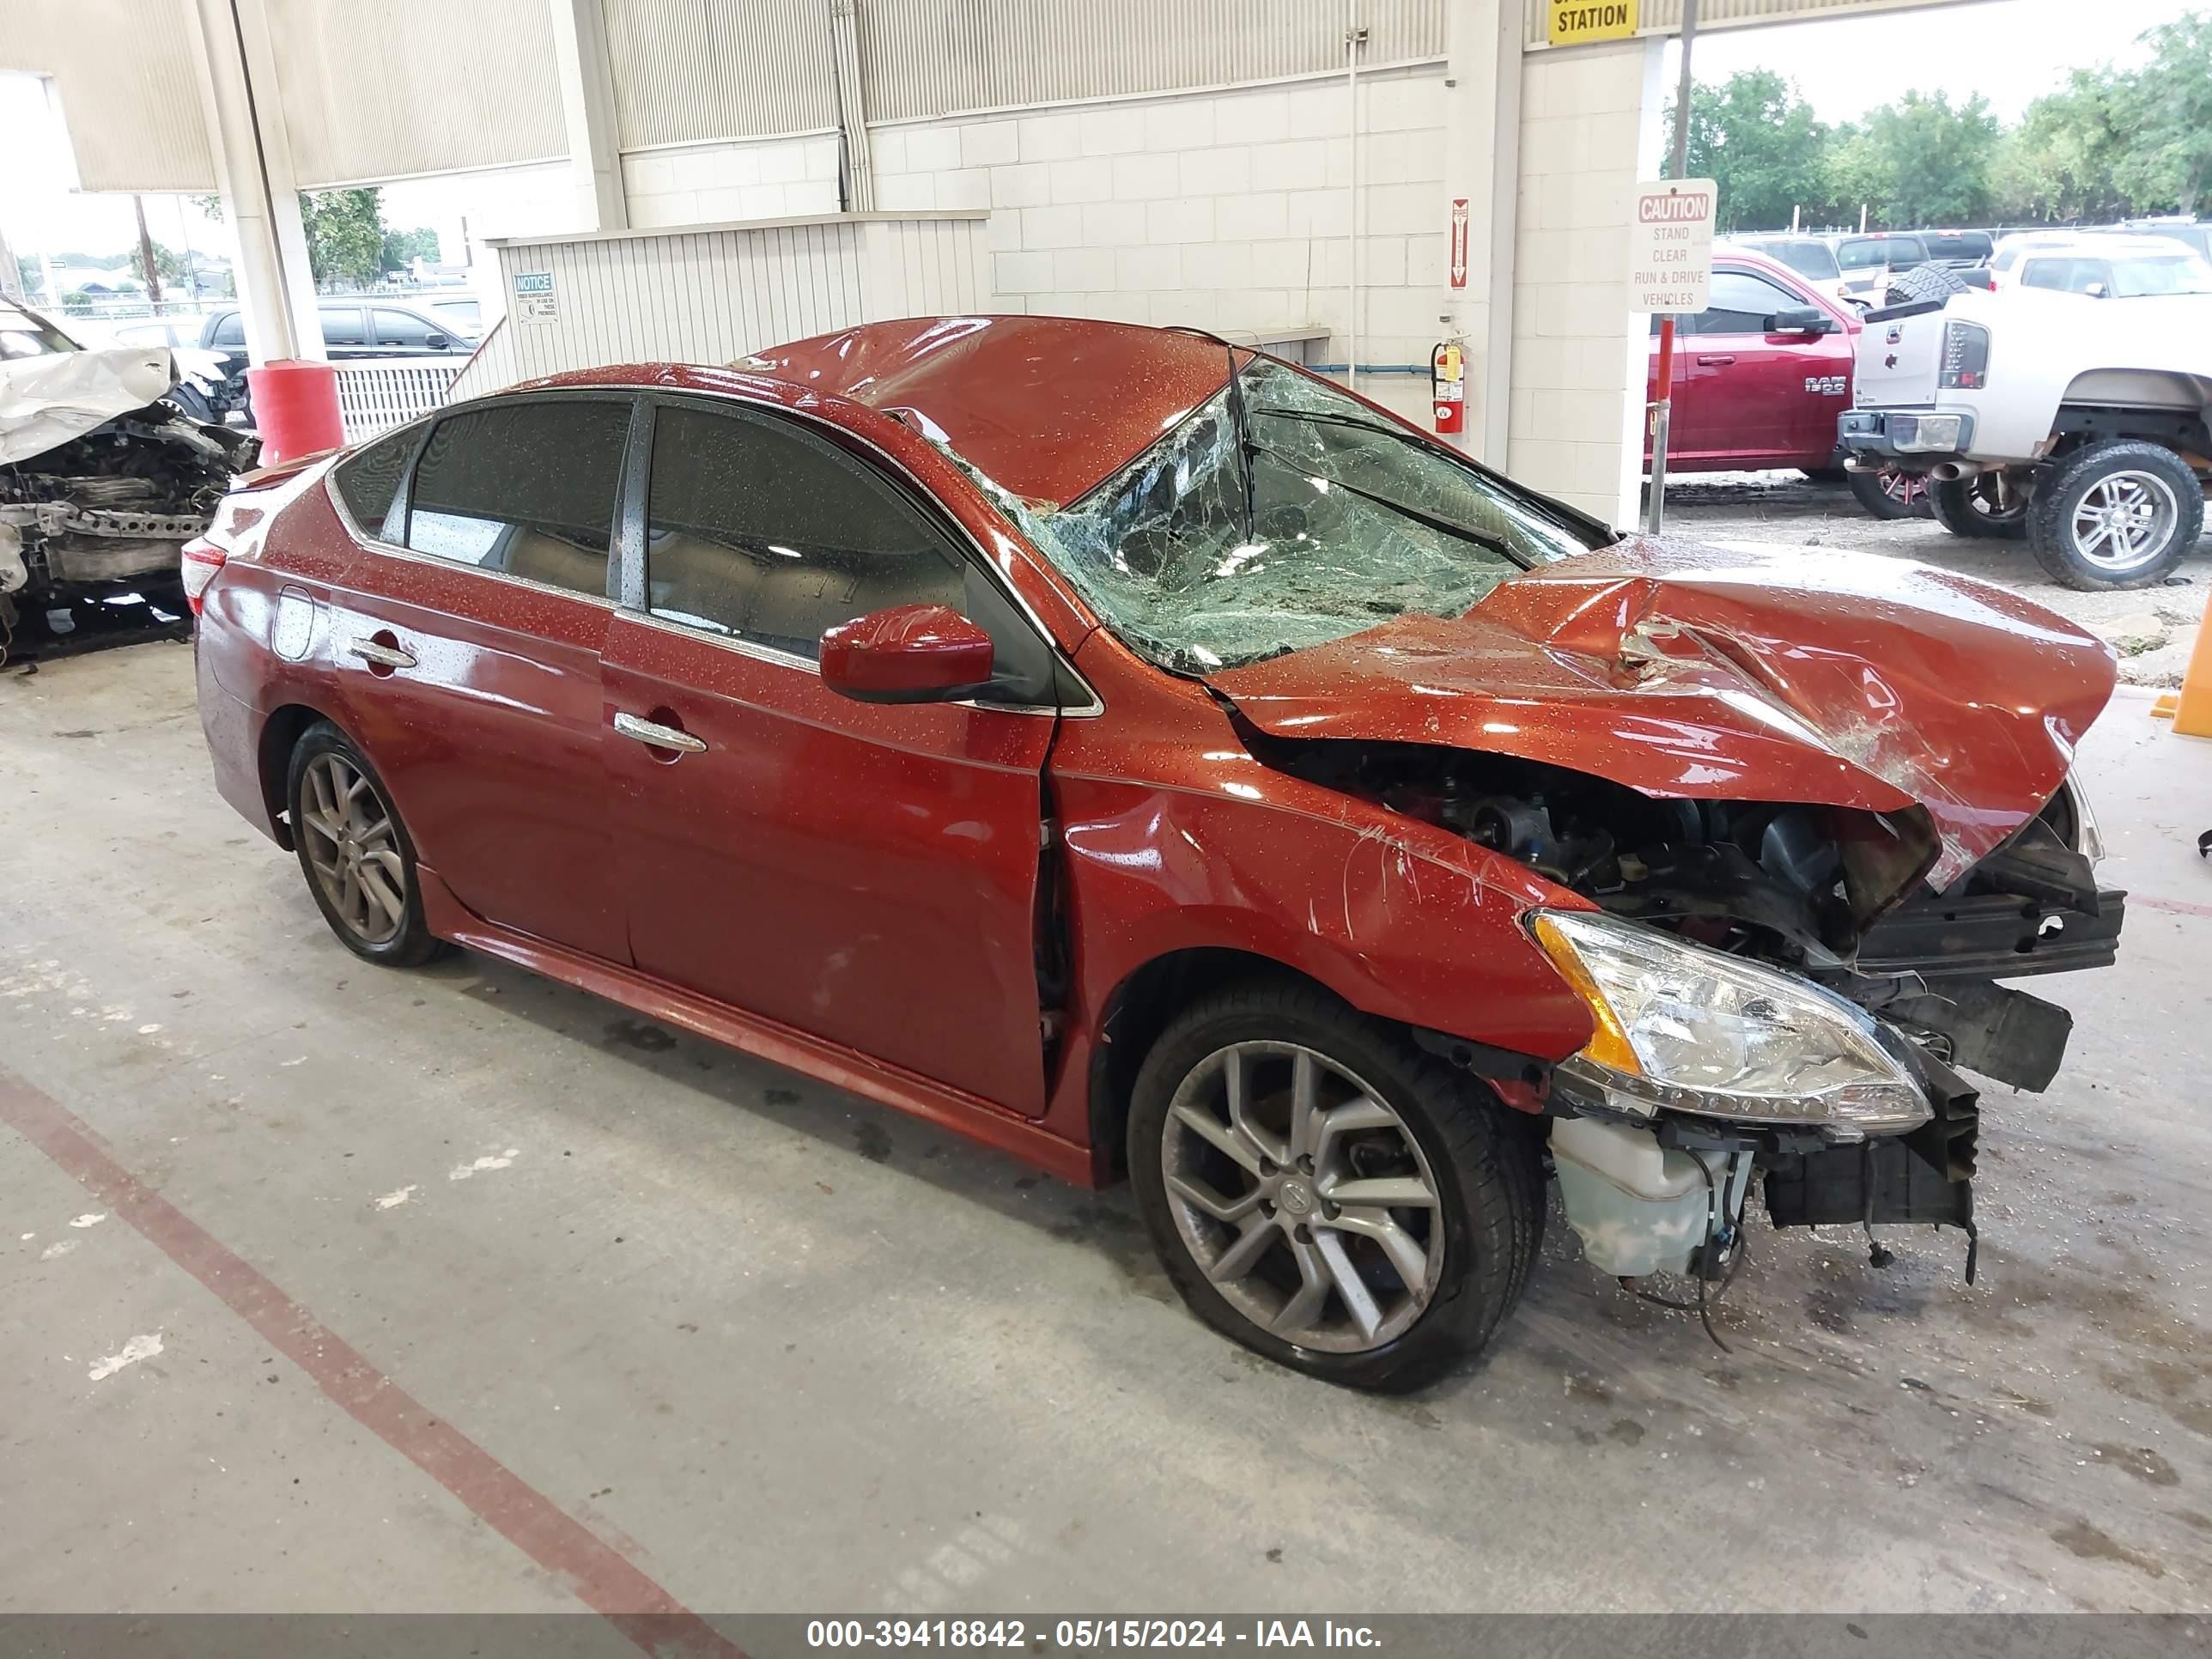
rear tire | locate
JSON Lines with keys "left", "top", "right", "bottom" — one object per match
{"left": 2027, "top": 440, "right": 2204, "bottom": 590}
{"left": 286, "top": 721, "right": 447, "bottom": 967}
{"left": 1128, "top": 978, "right": 1543, "bottom": 1392}
{"left": 1929, "top": 473, "right": 2029, "bottom": 540}
{"left": 1847, "top": 466, "right": 1931, "bottom": 520}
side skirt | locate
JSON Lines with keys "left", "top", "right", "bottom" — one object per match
{"left": 416, "top": 867, "right": 1100, "bottom": 1188}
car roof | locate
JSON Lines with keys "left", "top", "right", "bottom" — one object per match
{"left": 743, "top": 315, "right": 1243, "bottom": 507}
{"left": 2008, "top": 233, "right": 2199, "bottom": 258}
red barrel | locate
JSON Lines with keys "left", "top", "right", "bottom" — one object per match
{"left": 245, "top": 359, "right": 345, "bottom": 464}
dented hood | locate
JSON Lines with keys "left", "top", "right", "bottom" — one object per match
{"left": 0, "top": 345, "right": 180, "bottom": 465}
{"left": 1207, "top": 538, "right": 2117, "bottom": 888}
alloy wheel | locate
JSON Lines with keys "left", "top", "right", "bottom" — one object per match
{"left": 299, "top": 753, "right": 407, "bottom": 945}
{"left": 1159, "top": 1042, "right": 1444, "bottom": 1353}
{"left": 1879, "top": 469, "right": 1925, "bottom": 511}
{"left": 2072, "top": 470, "right": 2179, "bottom": 571}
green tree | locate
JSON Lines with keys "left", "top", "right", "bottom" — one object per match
{"left": 1670, "top": 70, "right": 1832, "bottom": 231}
{"left": 379, "top": 226, "right": 441, "bottom": 274}
{"left": 300, "top": 187, "right": 386, "bottom": 288}
{"left": 129, "top": 238, "right": 187, "bottom": 287}
{"left": 1992, "top": 70, "right": 2132, "bottom": 223}
{"left": 1832, "top": 92, "right": 2002, "bottom": 228}
{"left": 2118, "top": 15, "right": 2212, "bottom": 214}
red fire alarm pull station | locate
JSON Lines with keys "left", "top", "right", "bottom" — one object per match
{"left": 1431, "top": 341, "right": 1465, "bottom": 435}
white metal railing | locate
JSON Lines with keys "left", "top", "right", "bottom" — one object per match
{"left": 331, "top": 359, "right": 466, "bottom": 441}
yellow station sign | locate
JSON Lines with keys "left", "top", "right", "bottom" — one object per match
{"left": 1547, "top": 0, "right": 1639, "bottom": 46}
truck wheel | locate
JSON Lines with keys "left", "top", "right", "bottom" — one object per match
{"left": 1847, "top": 466, "right": 1930, "bottom": 520}
{"left": 2028, "top": 440, "right": 2205, "bottom": 590}
{"left": 1882, "top": 263, "right": 1972, "bottom": 307}
{"left": 1929, "top": 473, "right": 2028, "bottom": 540}
{"left": 1128, "top": 978, "right": 1544, "bottom": 1392}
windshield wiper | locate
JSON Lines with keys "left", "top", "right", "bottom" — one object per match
{"left": 1245, "top": 438, "right": 1530, "bottom": 568}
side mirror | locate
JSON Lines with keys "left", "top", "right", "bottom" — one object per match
{"left": 2083, "top": 283, "right": 2107, "bottom": 299}
{"left": 1768, "top": 307, "right": 1833, "bottom": 334}
{"left": 820, "top": 603, "right": 996, "bottom": 704}
{"left": 424, "top": 332, "right": 451, "bottom": 349}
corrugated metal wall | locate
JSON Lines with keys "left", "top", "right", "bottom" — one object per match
{"left": 1, "top": 2, "right": 215, "bottom": 191}
{"left": 267, "top": 0, "right": 568, "bottom": 185}
{"left": 454, "top": 212, "right": 988, "bottom": 395}
{"left": 602, "top": 0, "right": 839, "bottom": 149}
{"left": 1524, "top": 0, "right": 1986, "bottom": 48}
{"left": 858, "top": 0, "right": 1448, "bottom": 124}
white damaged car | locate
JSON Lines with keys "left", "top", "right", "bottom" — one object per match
{"left": 1838, "top": 267, "right": 2212, "bottom": 587}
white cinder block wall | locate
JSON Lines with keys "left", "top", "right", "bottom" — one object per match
{"left": 871, "top": 64, "right": 1447, "bottom": 374}
{"left": 1508, "top": 40, "right": 1664, "bottom": 523}
{"left": 612, "top": 65, "right": 1452, "bottom": 381}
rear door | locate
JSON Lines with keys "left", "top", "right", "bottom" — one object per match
{"left": 1675, "top": 267, "right": 1850, "bottom": 465}
{"left": 319, "top": 307, "right": 371, "bottom": 361}
{"left": 327, "top": 392, "right": 635, "bottom": 961}
{"left": 600, "top": 395, "right": 1061, "bottom": 1114}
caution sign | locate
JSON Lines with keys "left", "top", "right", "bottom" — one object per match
{"left": 1547, "top": 0, "right": 1638, "bottom": 46}
{"left": 1628, "top": 179, "right": 1717, "bottom": 313}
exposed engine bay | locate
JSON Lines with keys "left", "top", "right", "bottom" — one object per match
{"left": 1, "top": 395, "right": 258, "bottom": 658}
{"left": 1244, "top": 732, "right": 2124, "bottom": 1338}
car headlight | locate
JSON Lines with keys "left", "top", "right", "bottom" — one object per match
{"left": 1530, "top": 910, "right": 1932, "bottom": 1137}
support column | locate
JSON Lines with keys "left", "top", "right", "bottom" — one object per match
{"left": 548, "top": 0, "right": 629, "bottom": 234}
{"left": 179, "top": 0, "right": 324, "bottom": 363}
{"left": 1440, "top": 0, "right": 1522, "bottom": 465}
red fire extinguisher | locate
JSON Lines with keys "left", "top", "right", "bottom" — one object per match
{"left": 1431, "top": 340, "right": 1465, "bottom": 436}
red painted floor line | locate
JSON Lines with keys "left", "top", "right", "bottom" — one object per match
{"left": 0, "top": 1066, "right": 744, "bottom": 1659}
{"left": 2135, "top": 893, "right": 2212, "bottom": 921}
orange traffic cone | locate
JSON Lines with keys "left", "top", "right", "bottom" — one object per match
{"left": 2152, "top": 586, "right": 2212, "bottom": 738}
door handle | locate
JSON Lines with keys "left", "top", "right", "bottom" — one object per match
{"left": 347, "top": 638, "right": 416, "bottom": 669}
{"left": 1695, "top": 355, "right": 1736, "bottom": 366}
{"left": 614, "top": 711, "right": 707, "bottom": 755}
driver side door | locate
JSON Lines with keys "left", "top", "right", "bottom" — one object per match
{"left": 600, "top": 396, "right": 1062, "bottom": 1115}
{"left": 1676, "top": 267, "right": 1848, "bottom": 465}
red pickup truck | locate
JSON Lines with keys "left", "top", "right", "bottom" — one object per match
{"left": 1643, "top": 248, "right": 1863, "bottom": 479}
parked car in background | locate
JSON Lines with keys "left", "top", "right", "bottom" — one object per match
{"left": 1721, "top": 234, "right": 1850, "bottom": 305}
{"left": 1831, "top": 231, "right": 1929, "bottom": 302}
{"left": 190, "top": 316, "right": 2124, "bottom": 1386}
{"left": 422, "top": 295, "right": 482, "bottom": 333}
{"left": 2118, "top": 217, "right": 2212, "bottom": 260}
{"left": 1842, "top": 281, "right": 2212, "bottom": 586}
{"left": 1644, "top": 249, "right": 1867, "bottom": 477}
{"left": 196, "top": 300, "right": 479, "bottom": 422}
{"left": 1919, "top": 228, "right": 1994, "bottom": 268}
{"left": 1989, "top": 230, "right": 2092, "bottom": 287}
{"left": 2011, "top": 234, "right": 2212, "bottom": 298}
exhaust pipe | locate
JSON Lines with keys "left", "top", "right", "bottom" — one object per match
{"left": 1929, "top": 460, "right": 1984, "bottom": 482}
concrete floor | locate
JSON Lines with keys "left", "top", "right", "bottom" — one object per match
{"left": 3, "top": 638, "right": 2209, "bottom": 1619}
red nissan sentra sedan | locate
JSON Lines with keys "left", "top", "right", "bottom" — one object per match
{"left": 188, "top": 317, "right": 2123, "bottom": 1389}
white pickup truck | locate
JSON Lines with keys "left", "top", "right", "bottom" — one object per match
{"left": 1838, "top": 282, "right": 2211, "bottom": 587}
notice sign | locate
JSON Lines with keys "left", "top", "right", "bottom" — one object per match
{"left": 1628, "top": 179, "right": 1717, "bottom": 313}
{"left": 513, "top": 270, "right": 557, "bottom": 324}
{"left": 1547, "top": 0, "right": 1638, "bottom": 46}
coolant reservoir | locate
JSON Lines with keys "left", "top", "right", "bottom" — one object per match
{"left": 1550, "top": 1116, "right": 1718, "bottom": 1279}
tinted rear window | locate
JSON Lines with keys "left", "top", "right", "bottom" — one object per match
{"left": 1923, "top": 231, "right": 1992, "bottom": 260}
{"left": 331, "top": 430, "right": 414, "bottom": 539}
{"left": 405, "top": 398, "right": 630, "bottom": 596}
{"left": 1768, "top": 240, "right": 1840, "bottom": 280}
{"left": 1838, "top": 235, "right": 1927, "bottom": 268}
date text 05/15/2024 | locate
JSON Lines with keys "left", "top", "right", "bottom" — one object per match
{"left": 805, "top": 1620, "right": 1383, "bottom": 1649}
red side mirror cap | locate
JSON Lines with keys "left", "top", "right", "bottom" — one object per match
{"left": 819, "top": 603, "right": 996, "bottom": 704}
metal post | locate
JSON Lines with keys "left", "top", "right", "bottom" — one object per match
{"left": 133, "top": 195, "right": 165, "bottom": 307}
{"left": 1643, "top": 0, "right": 1699, "bottom": 538}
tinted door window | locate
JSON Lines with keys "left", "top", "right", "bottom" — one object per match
{"left": 331, "top": 428, "right": 416, "bottom": 539}
{"left": 319, "top": 308, "right": 367, "bottom": 347}
{"left": 405, "top": 399, "right": 629, "bottom": 596}
{"left": 644, "top": 404, "right": 964, "bottom": 659}
{"left": 372, "top": 308, "right": 436, "bottom": 348}
{"left": 1692, "top": 270, "right": 1803, "bottom": 334}
{"left": 2023, "top": 258, "right": 2102, "bottom": 292}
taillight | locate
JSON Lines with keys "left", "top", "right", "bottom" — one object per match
{"left": 1937, "top": 319, "right": 1990, "bottom": 390}
{"left": 179, "top": 537, "right": 228, "bottom": 617}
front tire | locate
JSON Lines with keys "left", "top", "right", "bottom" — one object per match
{"left": 1128, "top": 980, "right": 1543, "bottom": 1392}
{"left": 1929, "top": 472, "right": 2028, "bottom": 540}
{"left": 2027, "top": 440, "right": 2204, "bottom": 589}
{"left": 286, "top": 721, "right": 446, "bottom": 966}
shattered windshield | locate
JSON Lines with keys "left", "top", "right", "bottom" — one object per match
{"left": 979, "top": 357, "right": 1603, "bottom": 672}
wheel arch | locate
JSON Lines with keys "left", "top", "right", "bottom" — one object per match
{"left": 255, "top": 701, "right": 340, "bottom": 849}
{"left": 1085, "top": 948, "right": 1384, "bottom": 1184}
